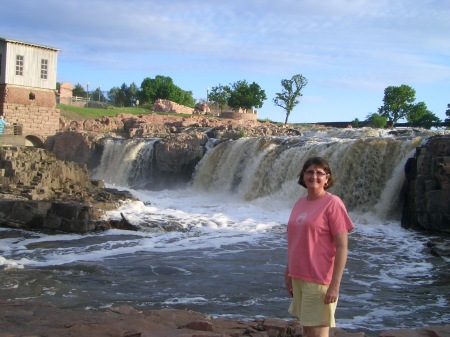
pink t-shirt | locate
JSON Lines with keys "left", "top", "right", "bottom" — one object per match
{"left": 287, "top": 193, "right": 354, "bottom": 285}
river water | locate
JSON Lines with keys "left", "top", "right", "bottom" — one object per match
{"left": 0, "top": 128, "right": 449, "bottom": 334}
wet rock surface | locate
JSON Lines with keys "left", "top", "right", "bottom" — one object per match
{"left": 402, "top": 135, "right": 450, "bottom": 244}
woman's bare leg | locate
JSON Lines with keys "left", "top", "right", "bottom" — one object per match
{"left": 303, "top": 326, "right": 329, "bottom": 337}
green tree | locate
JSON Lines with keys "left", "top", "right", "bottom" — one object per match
{"left": 407, "top": 102, "right": 441, "bottom": 129}
{"left": 72, "top": 83, "right": 86, "bottom": 98}
{"left": 208, "top": 84, "right": 230, "bottom": 112}
{"left": 365, "top": 113, "right": 388, "bottom": 128}
{"left": 127, "top": 82, "right": 139, "bottom": 106}
{"left": 378, "top": 85, "right": 416, "bottom": 127}
{"left": 108, "top": 87, "right": 120, "bottom": 105}
{"left": 273, "top": 74, "right": 308, "bottom": 124}
{"left": 227, "top": 80, "right": 266, "bottom": 112}
{"left": 172, "top": 87, "right": 195, "bottom": 108}
{"left": 91, "top": 87, "right": 106, "bottom": 102}
{"left": 115, "top": 83, "right": 129, "bottom": 107}
{"left": 140, "top": 75, "right": 195, "bottom": 108}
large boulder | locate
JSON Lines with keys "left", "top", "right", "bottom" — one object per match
{"left": 152, "top": 99, "right": 194, "bottom": 114}
{"left": 402, "top": 135, "right": 450, "bottom": 233}
{"left": 153, "top": 132, "right": 209, "bottom": 187}
{"left": 45, "top": 131, "right": 102, "bottom": 164}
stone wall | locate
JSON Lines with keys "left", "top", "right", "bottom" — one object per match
{"left": 0, "top": 84, "right": 56, "bottom": 108}
{"left": 58, "top": 82, "right": 73, "bottom": 105}
{"left": 402, "top": 135, "right": 450, "bottom": 233}
{"left": 1, "top": 103, "right": 60, "bottom": 140}
{"left": 220, "top": 111, "right": 258, "bottom": 121}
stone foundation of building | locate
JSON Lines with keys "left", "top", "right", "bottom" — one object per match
{"left": 220, "top": 111, "right": 258, "bottom": 121}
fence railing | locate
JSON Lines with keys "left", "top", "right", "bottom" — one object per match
{"left": 57, "top": 92, "right": 114, "bottom": 108}
{"left": 0, "top": 123, "right": 23, "bottom": 136}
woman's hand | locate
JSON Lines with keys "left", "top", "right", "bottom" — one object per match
{"left": 284, "top": 267, "right": 293, "bottom": 297}
{"left": 324, "top": 283, "right": 339, "bottom": 304}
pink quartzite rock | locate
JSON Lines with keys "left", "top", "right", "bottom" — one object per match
{"left": 1, "top": 300, "right": 448, "bottom": 337}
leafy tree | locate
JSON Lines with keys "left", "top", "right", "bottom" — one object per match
{"left": 378, "top": 85, "right": 416, "bottom": 127}
{"left": 407, "top": 102, "right": 441, "bottom": 129}
{"left": 208, "top": 84, "right": 230, "bottom": 112}
{"left": 116, "top": 83, "right": 128, "bottom": 107}
{"left": 108, "top": 87, "right": 120, "bottom": 105}
{"left": 365, "top": 113, "right": 387, "bottom": 128}
{"left": 172, "top": 87, "right": 195, "bottom": 107}
{"left": 140, "top": 75, "right": 195, "bottom": 108}
{"left": 91, "top": 87, "right": 107, "bottom": 102}
{"left": 273, "top": 74, "right": 308, "bottom": 124}
{"left": 128, "top": 82, "right": 139, "bottom": 105}
{"left": 227, "top": 80, "right": 266, "bottom": 112}
{"left": 352, "top": 118, "right": 360, "bottom": 128}
{"left": 72, "top": 83, "right": 86, "bottom": 98}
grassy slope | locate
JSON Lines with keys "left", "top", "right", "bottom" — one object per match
{"left": 57, "top": 104, "right": 285, "bottom": 125}
{"left": 57, "top": 104, "right": 195, "bottom": 120}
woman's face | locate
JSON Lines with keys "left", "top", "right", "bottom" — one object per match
{"left": 303, "top": 164, "right": 329, "bottom": 191}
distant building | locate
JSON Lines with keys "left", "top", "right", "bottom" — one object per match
{"left": 0, "top": 37, "right": 61, "bottom": 146}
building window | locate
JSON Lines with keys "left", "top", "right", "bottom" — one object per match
{"left": 41, "top": 59, "right": 48, "bottom": 79}
{"left": 16, "top": 55, "right": 24, "bottom": 76}
{"left": 0, "top": 54, "right": 2, "bottom": 76}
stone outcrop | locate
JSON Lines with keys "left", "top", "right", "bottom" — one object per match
{"left": 2, "top": 300, "right": 448, "bottom": 337}
{"left": 153, "top": 132, "right": 209, "bottom": 188}
{"left": 152, "top": 98, "right": 195, "bottom": 114}
{"left": 58, "top": 112, "right": 300, "bottom": 141}
{"left": 45, "top": 130, "right": 103, "bottom": 164}
{"left": 402, "top": 135, "right": 450, "bottom": 233}
{"left": 0, "top": 147, "right": 137, "bottom": 233}
{"left": 59, "top": 115, "right": 125, "bottom": 133}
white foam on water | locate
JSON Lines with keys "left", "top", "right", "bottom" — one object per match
{"left": 0, "top": 188, "right": 291, "bottom": 267}
{"left": 0, "top": 255, "right": 24, "bottom": 270}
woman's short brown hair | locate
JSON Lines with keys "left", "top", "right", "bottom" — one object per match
{"left": 298, "top": 156, "right": 335, "bottom": 190}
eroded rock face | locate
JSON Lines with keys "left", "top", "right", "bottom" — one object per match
{"left": 45, "top": 130, "right": 103, "bottom": 164}
{"left": 153, "top": 132, "right": 209, "bottom": 188}
{"left": 0, "top": 147, "right": 136, "bottom": 233}
{"left": 402, "top": 135, "right": 450, "bottom": 233}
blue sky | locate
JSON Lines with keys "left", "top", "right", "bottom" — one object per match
{"left": 2, "top": 0, "right": 449, "bottom": 123}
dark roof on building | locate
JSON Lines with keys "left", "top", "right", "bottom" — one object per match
{"left": 0, "top": 37, "right": 60, "bottom": 52}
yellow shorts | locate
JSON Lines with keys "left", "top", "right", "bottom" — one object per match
{"left": 288, "top": 278, "right": 337, "bottom": 327}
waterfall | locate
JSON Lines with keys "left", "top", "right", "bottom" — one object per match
{"left": 192, "top": 129, "right": 429, "bottom": 219}
{"left": 91, "top": 128, "right": 447, "bottom": 220}
{"left": 93, "top": 137, "right": 158, "bottom": 189}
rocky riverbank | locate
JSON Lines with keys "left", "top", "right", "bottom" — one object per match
{"left": 1, "top": 300, "right": 449, "bottom": 337}
{"left": 0, "top": 146, "right": 138, "bottom": 232}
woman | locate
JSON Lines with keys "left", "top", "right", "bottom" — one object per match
{"left": 285, "top": 157, "right": 354, "bottom": 337}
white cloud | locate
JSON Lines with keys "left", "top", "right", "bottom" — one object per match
{"left": 1, "top": 0, "right": 449, "bottom": 122}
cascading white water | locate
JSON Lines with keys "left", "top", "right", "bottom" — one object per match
{"left": 92, "top": 128, "right": 445, "bottom": 219}
{"left": 93, "top": 137, "right": 158, "bottom": 188}
{"left": 191, "top": 130, "right": 428, "bottom": 219}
